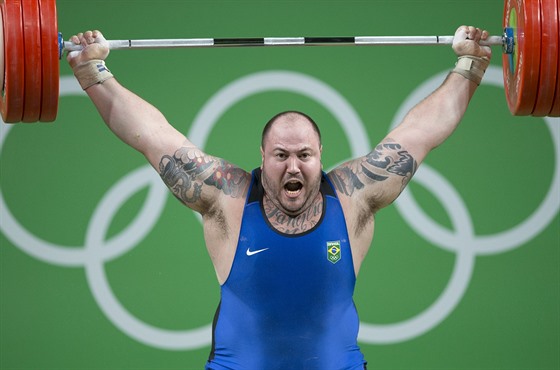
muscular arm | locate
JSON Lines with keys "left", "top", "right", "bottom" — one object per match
{"left": 84, "top": 78, "right": 186, "bottom": 167}
{"left": 329, "top": 138, "right": 417, "bottom": 212}
{"left": 69, "top": 31, "right": 251, "bottom": 216}
{"left": 329, "top": 72, "right": 474, "bottom": 212}
{"left": 158, "top": 145, "right": 250, "bottom": 214}
{"left": 330, "top": 26, "right": 492, "bottom": 231}
{"left": 388, "top": 72, "right": 478, "bottom": 165}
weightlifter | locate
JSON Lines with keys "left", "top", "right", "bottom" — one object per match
{"left": 67, "top": 25, "right": 491, "bottom": 369}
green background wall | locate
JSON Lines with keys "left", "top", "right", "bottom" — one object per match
{"left": 1, "top": 0, "right": 559, "bottom": 369}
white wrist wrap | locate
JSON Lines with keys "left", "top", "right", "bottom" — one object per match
{"left": 73, "top": 60, "right": 114, "bottom": 90}
{"left": 451, "top": 55, "right": 490, "bottom": 86}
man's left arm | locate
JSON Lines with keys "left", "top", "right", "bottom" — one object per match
{"left": 388, "top": 25, "right": 492, "bottom": 167}
{"left": 329, "top": 25, "right": 492, "bottom": 212}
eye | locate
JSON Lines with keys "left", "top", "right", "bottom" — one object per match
{"left": 275, "top": 152, "right": 287, "bottom": 159}
{"left": 299, "top": 153, "right": 311, "bottom": 160}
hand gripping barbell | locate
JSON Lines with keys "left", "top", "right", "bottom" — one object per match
{"left": 0, "top": 0, "right": 558, "bottom": 123}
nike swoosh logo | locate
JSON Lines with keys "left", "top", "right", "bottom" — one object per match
{"left": 246, "top": 247, "right": 269, "bottom": 256}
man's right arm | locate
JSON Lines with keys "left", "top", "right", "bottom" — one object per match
{"left": 67, "top": 30, "right": 186, "bottom": 165}
{"left": 84, "top": 77, "right": 187, "bottom": 167}
{"left": 68, "top": 31, "right": 251, "bottom": 215}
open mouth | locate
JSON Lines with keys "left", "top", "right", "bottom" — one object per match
{"left": 284, "top": 180, "right": 303, "bottom": 197}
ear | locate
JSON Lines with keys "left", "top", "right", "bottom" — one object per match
{"left": 260, "top": 146, "right": 265, "bottom": 169}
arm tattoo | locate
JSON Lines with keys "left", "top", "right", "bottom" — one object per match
{"left": 159, "top": 146, "right": 248, "bottom": 205}
{"left": 328, "top": 166, "right": 364, "bottom": 197}
{"left": 330, "top": 140, "right": 418, "bottom": 196}
{"left": 363, "top": 142, "right": 417, "bottom": 190}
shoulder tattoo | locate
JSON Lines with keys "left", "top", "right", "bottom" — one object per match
{"left": 158, "top": 146, "right": 249, "bottom": 205}
{"left": 330, "top": 139, "right": 418, "bottom": 196}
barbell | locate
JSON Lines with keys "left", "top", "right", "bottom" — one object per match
{"left": 0, "top": 0, "right": 558, "bottom": 124}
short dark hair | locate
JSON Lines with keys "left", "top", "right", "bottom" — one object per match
{"left": 261, "top": 111, "right": 322, "bottom": 148}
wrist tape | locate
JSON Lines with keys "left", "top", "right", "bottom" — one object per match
{"left": 451, "top": 55, "right": 490, "bottom": 86}
{"left": 73, "top": 60, "right": 114, "bottom": 90}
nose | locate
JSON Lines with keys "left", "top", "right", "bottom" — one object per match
{"left": 287, "top": 155, "right": 301, "bottom": 175}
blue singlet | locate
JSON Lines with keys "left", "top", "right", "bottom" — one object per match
{"left": 206, "top": 169, "right": 366, "bottom": 370}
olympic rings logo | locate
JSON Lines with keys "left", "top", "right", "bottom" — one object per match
{"left": 1, "top": 67, "right": 558, "bottom": 350}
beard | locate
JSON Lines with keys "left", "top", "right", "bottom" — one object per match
{"left": 261, "top": 167, "right": 323, "bottom": 217}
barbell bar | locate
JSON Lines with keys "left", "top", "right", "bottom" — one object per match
{"left": 0, "top": 0, "right": 559, "bottom": 124}
{"left": 62, "top": 35, "right": 507, "bottom": 51}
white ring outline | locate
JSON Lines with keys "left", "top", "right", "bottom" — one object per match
{"left": 391, "top": 66, "right": 560, "bottom": 255}
{"left": 188, "top": 70, "right": 370, "bottom": 156}
{"left": 88, "top": 70, "right": 373, "bottom": 349}
{"left": 0, "top": 68, "right": 557, "bottom": 349}
{"left": 0, "top": 71, "right": 371, "bottom": 350}
{"left": 358, "top": 66, "right": 559, "bottom": 344}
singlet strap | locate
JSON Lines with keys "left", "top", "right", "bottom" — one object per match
{"left": 248, "top": 168, "right": 264, "bottom": 204}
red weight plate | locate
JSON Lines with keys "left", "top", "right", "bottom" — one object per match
{"left": 0, "top": 0, "right": 25, "bottom": 123}
{"left": 21, "top": 0, "right": 42, "bottom": 122}
{"left": 38, "top": 0, "right": 59, "bottom": 122}
{"left": 532, "top": 0, "right": 559, "bottom": 116}
{"left": 503, "top": 0, "right": 542, "bottom": 116}
{"left": 550, "top": 0, "right": 560, "bottom": 116}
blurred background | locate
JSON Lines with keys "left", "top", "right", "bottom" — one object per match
{"left": 1, "top": 0, "right": 558, "bottom": 369}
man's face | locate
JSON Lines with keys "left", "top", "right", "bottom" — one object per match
{"left": 261, "top": 117, "right": 323, "bottom": 216}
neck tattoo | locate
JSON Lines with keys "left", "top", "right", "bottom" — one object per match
{"left": 263, "top": 194, "right": 323, "bottom": 235}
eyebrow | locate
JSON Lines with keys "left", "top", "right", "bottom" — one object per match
{"left": 271, "top": 145, "right": 315, "bottom": 152}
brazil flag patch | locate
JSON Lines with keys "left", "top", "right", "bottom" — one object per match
{"left": 327, "top": 241, "right": 341, "bottom": 264}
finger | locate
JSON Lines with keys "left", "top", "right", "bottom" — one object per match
{"left": 457, "top": 25, "right": 468, "bottom": 38}
{"left": 80, "top": 34, "right": 89, "bottom": 48}
{"left": 466, "top": 26, "right": 476, "bottom": 41}
{"left": 84, "top": 30, "right": 95, "bottom": 44}
{"left": 453, "top": 25, "right": 468, "bottom": 46}
{"left": 464, "top": 26, "right": 473, "bottom": 39}
{"left": 93, "top": 30, "right": 108, "bottom": 45}
{"left": 474, "top": 27, "right": 483, "bottom": 42}
{"left": 469, "top": 26, "right": 480, "bottom": 41}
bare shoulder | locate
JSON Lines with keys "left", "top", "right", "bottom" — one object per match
{"left": 158, "top": 144, "right": 252, "bottom": 215}
{"left": 328, "top": 137, "right": 418, "bottom": 214}
{"left": 157, "top": 144, "right": 250, "bottom": 284}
